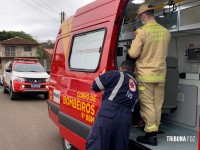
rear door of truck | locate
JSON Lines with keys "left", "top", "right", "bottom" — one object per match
{"left": 58, "top": 0, "right": 128, "bottom": 149}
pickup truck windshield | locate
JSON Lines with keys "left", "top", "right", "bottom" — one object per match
{"left": 14, "top": 63, "right": 45, "bottom": 72}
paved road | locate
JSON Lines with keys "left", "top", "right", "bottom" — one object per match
{"left": 0, "top": 86, "right": 63, "bottom": 150}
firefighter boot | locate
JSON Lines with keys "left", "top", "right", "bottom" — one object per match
{"left": 136, "top": 132, "right": 157, "bottom": 146}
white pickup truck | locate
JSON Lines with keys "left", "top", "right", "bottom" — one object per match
{"left": 3, "top": 58, "right": 50, "bottom": 100}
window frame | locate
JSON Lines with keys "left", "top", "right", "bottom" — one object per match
{"left": 68, "top": 28, "right": 107, "bottom": 72}
{"left": 5, "top": 46, "right": 15, "bottom": 57}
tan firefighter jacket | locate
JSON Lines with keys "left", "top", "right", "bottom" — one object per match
{"left": 128, "top": 20, "right": 171, "bottom": 82}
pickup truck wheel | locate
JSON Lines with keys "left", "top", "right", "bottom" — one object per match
{"left": 3, "top": 82, "right": 8, "bottom": 94}
{"left": 44, "top": 93, "right": 49, "bottom": 99}
{"left": 10, "top": 86, "right": 17, "bottom": 100}
{"left": 62, "top": 138, "right": 77, "bottom": 150}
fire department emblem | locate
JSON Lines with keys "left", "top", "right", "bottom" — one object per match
{"left": 129, "top": 79, "right": 136, "bottom": 92}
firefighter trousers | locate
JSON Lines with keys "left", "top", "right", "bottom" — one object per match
{"left": 86, "top": 100, "right": 132, "bottom": 150}
{"left": 139, "top": 82, "right": 165, "bottom": 132}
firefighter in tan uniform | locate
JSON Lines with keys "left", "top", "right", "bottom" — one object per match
{"left": 128, "top": 3, "right": 171, "bottom": 146}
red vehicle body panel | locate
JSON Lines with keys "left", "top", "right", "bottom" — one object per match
{"left": 48, "top": 107, "right": 59, "bottom": 127}
{"left": 59, "top": 125, "right": 86, "bottom": 150}
{"left": 48, "top": 0, "right": 128, "bottom": 149}
{"left": 48, "top": 1, "right": 200, "bottom": 150}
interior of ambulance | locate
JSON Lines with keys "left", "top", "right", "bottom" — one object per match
{"left": 116, "top": 0, "right": 199, "bottom": 149}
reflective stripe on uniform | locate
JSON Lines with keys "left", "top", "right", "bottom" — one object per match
{"left": 95, "top": 77, "right": 105, "bottom": 90}
{"left": 143, "top": 23, "right": 168, "bottom": 41}
{"left": 137, "top": 75, "right": 165, "bottom": 82}
{"left": 108, "top": 72, "right": 124, "bottom": 101}
{"left": 144, "top": 123, "right": 158, "bottom": 132}
{"left": 138, "top": 85, "right": 145, "bottom": 91}
{"left": 143, "top": 23, "right": 159, "bottom": 29}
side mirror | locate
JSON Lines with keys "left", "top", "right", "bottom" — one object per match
{"left": 46, "top": 70, "right": 50, "bottom": 74}
{"left": 5, "top": 68, "right": 11, "bottom": 72}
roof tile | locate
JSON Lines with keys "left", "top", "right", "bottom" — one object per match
{"left": 0, "top": 36, "right": 39, "bottom": 45}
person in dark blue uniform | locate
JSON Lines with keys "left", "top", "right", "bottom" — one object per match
{"left": 86, "top": 60, "right": 139, "bottom": 150}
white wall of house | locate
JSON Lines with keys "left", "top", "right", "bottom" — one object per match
{"left": 15, "top": 46, "right": 37, "bottom": 57}
{"left": 0, "top": 45, "right": 37, "bottom": 57}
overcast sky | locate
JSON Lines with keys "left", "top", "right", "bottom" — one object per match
{"left": 0, "top": 0, "right": 95, "bottom": 42}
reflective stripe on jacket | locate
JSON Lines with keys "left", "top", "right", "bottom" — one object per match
{"left": 92, "top": 70, "right": 139, "bottom": 110}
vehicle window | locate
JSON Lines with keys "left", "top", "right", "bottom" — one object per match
{"left": 155, "top": 11, "right": 178, "bottom": 30}
{"left": 69, "top": 29, "right": 105, "bottom": 71}
{"left": 14, "top": 64, "right": 45, "bottom": 72}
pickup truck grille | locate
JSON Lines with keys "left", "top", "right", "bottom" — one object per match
{"left": 25, "top": 78, "right": 46, "bottom": 83}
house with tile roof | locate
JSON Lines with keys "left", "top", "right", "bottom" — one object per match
{"left": 0, "top": 36, "right": 39, "bottom": 72}
{"left": 43, "top": 48, "right": 53, "bottom": 59}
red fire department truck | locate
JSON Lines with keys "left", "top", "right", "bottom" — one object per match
{"left": 47, "top": 0, "right": 199, "bottom": 149}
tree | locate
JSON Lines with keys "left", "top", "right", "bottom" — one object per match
{"left": 0, "top": 30, "right": 36, "bottom": 41}
{"left": 41, "top": 40, "right": 55, "bottom": 48}
{"left": 36, "top": 45, "right": 46, "bottom": 59}
{"left": 36, "top": 40, "right": 55, "bottom": 59}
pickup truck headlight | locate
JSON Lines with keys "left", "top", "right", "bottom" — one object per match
{"left": 15, "top": 77, "right": 25, "bottom": 82}
{"left": 45, "top": 78, "right": 50, "bottom": 83}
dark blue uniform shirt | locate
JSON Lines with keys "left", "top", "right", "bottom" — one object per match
{"left": 92, "top": 70, "right": 139, "bottom": 110}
